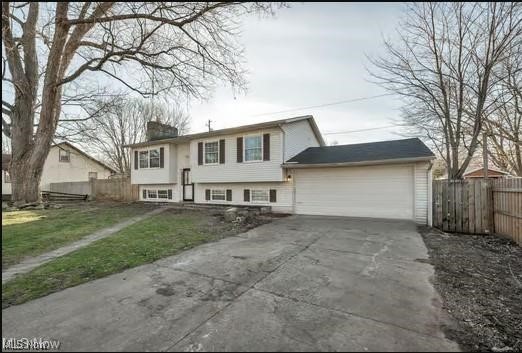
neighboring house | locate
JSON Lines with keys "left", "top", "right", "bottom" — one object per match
{"left": 2, "top": 142, "right": 115, "bottom": 195}
{"left": 463, "top": 167, "right": 510, "bottom": 179}
{"left": 2, "top": 154, "right": 12, "bottom": 199}
{"left": 127, "top": 115, "right": 436, "bottom": 225}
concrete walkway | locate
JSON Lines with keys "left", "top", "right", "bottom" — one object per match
{"left": 2, "top": 215, "right": 459, "bottom": 351}
{"left": 2, "top": 207, "right": 169, "bottom": 284}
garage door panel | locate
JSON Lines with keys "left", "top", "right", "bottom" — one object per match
{"left": 295, "top": 165, "right": 414, "bottom": 220}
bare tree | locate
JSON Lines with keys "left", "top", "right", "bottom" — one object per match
{"left": 2, "top": 2, "right": 283, "bottom": 204}
{"left": 484, "top": 45, "right": 522, "bottom": 176}
{"left": 370, "top": 2, "right": 521, "bottom": 179}
{"left": 65, "top": 97, "right": 190, "bottom": 174}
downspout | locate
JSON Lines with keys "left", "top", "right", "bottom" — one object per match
{"left": 427, "top": 161, "right": 434, "bottom": 227}
{"left": 279, "top": 124, "right": 295, "bottom": 214}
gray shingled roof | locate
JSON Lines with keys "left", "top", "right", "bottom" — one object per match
{"left": 286, "top": 138, "right": 435, "bottom": 165}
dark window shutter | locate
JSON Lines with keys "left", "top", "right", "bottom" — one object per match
{"left": 134, "top": 151, "right": 138, "bottom": 169}
{"left": 205, "top": 189, "right": 211, "bottom": 201}
{"left": 168, "top": 189, "right": 172, "bottom": 200}
{"left": 198, "top": 142, "right": 203, "bottom": 165}
{"left": 219, "top": 139, "right": 225, "bottom": 164}
{"left": 237, "top": 137, "right": 243, "bottom": 163}
{"left": 142, "top": 189, "right": 147, "bottom": 199}
{"left": 269, "top": 189, "right": 277, "bottom": 203}
{"left": 263, "top": 134, "right": 270, "bottom": 161}
{"left": 159, "top": 147, "right": 165, "bottom": 168}
{"left": 243, "top": 189, "right": 250, "bottom": 202}
{"left": 226, "top": 189, "right": 232, "bottom": 201}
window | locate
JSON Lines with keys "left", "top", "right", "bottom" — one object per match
{"left": 59, "top": 149, "right": 70, "bottom": 162}
{"left": 251, "top": 189, "right": 269, "bottom": 203}
{"left": 211, "top": 189, "right": 226, "bottom": 201}
{"left": 139, "top": 151, "right": 149, "bottom": 168}
{"left": 244, "top": 135, "right": 262, "bottom": 162}
{"left": 204, "top": 142, "right": 219, "bottom": 164}
{"left": 143, "top": 188, "right": 171, "bottom": 200}
{"left": 4, "top": 170, "right": 11, "bottom": 183}
{"left": 88, "top": 172, "right": 98, "bottom": 180}
{"left": 138, "top": 149, "right": 161, "bottom": 169}
{"left": 149, "top": 149, "right": 160, "bottom": 168}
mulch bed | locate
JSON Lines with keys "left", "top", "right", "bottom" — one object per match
{"left": 420, "top": 227, "right": 522, "bottom": 352}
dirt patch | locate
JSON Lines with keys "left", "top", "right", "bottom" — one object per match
{"left": 420, "top": 227, "right": 522, "bottom": 352}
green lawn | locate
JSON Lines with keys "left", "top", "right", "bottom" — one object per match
{"left": 2, "top": 203, "right": 155, "bottom": 269}
{"left": 2, "top": 209, "right": 240, "bottom": 308}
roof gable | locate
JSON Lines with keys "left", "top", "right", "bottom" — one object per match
{"left": 52, "top": 142, "right": 116, "bottom": 173}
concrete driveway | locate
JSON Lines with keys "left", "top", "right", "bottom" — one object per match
{"left": 2, "top": 216, "right": 459, "bottom": 352}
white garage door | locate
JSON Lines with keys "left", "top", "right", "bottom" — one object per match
{"left": 294, "top": 165, "right": 414, "bottom": 220}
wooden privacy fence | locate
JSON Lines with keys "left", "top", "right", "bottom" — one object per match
{"left": 92, "top": 177, "right": 138, "bottom": 202}
{"left": 433, "top": 178, "right": 522, "bottom": 245}
{"left": 492, "top": 178, "right": 522, "bottom": 245}
{"left": 50, "top": 177, "right": 138, "bottom": 202}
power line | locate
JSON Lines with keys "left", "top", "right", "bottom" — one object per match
{"left": 323, "top": 125, "right": 399, "bottom": 135}
{"left": 248, "top": 93, "right": 393, "bottom": 118}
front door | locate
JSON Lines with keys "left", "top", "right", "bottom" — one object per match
{"left": 182, "top": 168, "right": 194, "bottom": 201}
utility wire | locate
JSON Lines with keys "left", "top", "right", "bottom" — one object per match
{"left": 248, "top": 93, "right": 393, "bottom": 117}
{"left": 323, "top": 125, "right": 399, "bottom": 135}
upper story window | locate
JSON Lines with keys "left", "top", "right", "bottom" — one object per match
{"left": 138, "top": 148, "right": 160, "bottom": 169}
{"left": 4, "top": 170, "right": 11, "bottom": 183}
{"left": 139, "top": 151, "right": 149, "bottom": 168}
{"left": 204, "top": 141, "right": 219, "bottom": 164}
{"left": 244, "top": 135, "right": 262, "bottom": 162}
{"left": 59, "top": 149, "right": 70, "bottom": 163}
{"left": 88, "top": 172, "right": 98, "bottom": 180}
{"left": 149, "top": 149, "right": 160, "bottom": 168}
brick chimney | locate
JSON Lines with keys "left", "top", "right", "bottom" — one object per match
{"left": 146, "top": 121, "right": 178, "bottom": 141}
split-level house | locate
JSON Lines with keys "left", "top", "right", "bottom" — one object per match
{"left": 127, "top": 116, "right": 436, "bottom": 225}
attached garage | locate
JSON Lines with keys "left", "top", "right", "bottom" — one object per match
{"left": 285, "top": 138, "right": 435, "bottom": 225}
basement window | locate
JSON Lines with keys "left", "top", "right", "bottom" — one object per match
{"left": 211, "top": 189, "right": 226, "bottom": 201}
{"left": 251, "top": 189, "right": 269, "bottom": 203}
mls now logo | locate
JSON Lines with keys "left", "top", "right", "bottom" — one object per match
{"left": 2, "top": 337, "right": 61, "bottom": 351}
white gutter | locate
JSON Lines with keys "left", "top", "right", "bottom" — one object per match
{"left": 282, "top": 156, "right": 436, "bottom": 168}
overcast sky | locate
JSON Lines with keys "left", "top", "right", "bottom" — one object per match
{"left": 187, "top": 2, "right": 405, "bottom": 145}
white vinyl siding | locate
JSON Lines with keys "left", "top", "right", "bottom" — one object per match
{"left": 282, "top": 119, "right": 321, "bottom": 160}
{"left": 414, "top": 162, "right": 431, "bottom": 224}
{"left": 191, "top": 128, "right": 284, "bottom": 183}
{"left": 195, "top": 182, "right": 293, "bottom": 213}
{"left": 139, "top": 184, "right": 176, "bottom": 202}
{"left": 293, "top": 165, "right": 416, "bottom": 221}
{"left": 39, "top": 145, "right": 113, "bottom": 191}
{"left": 131, "top": 144, "right": 173, "bottom": 185}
